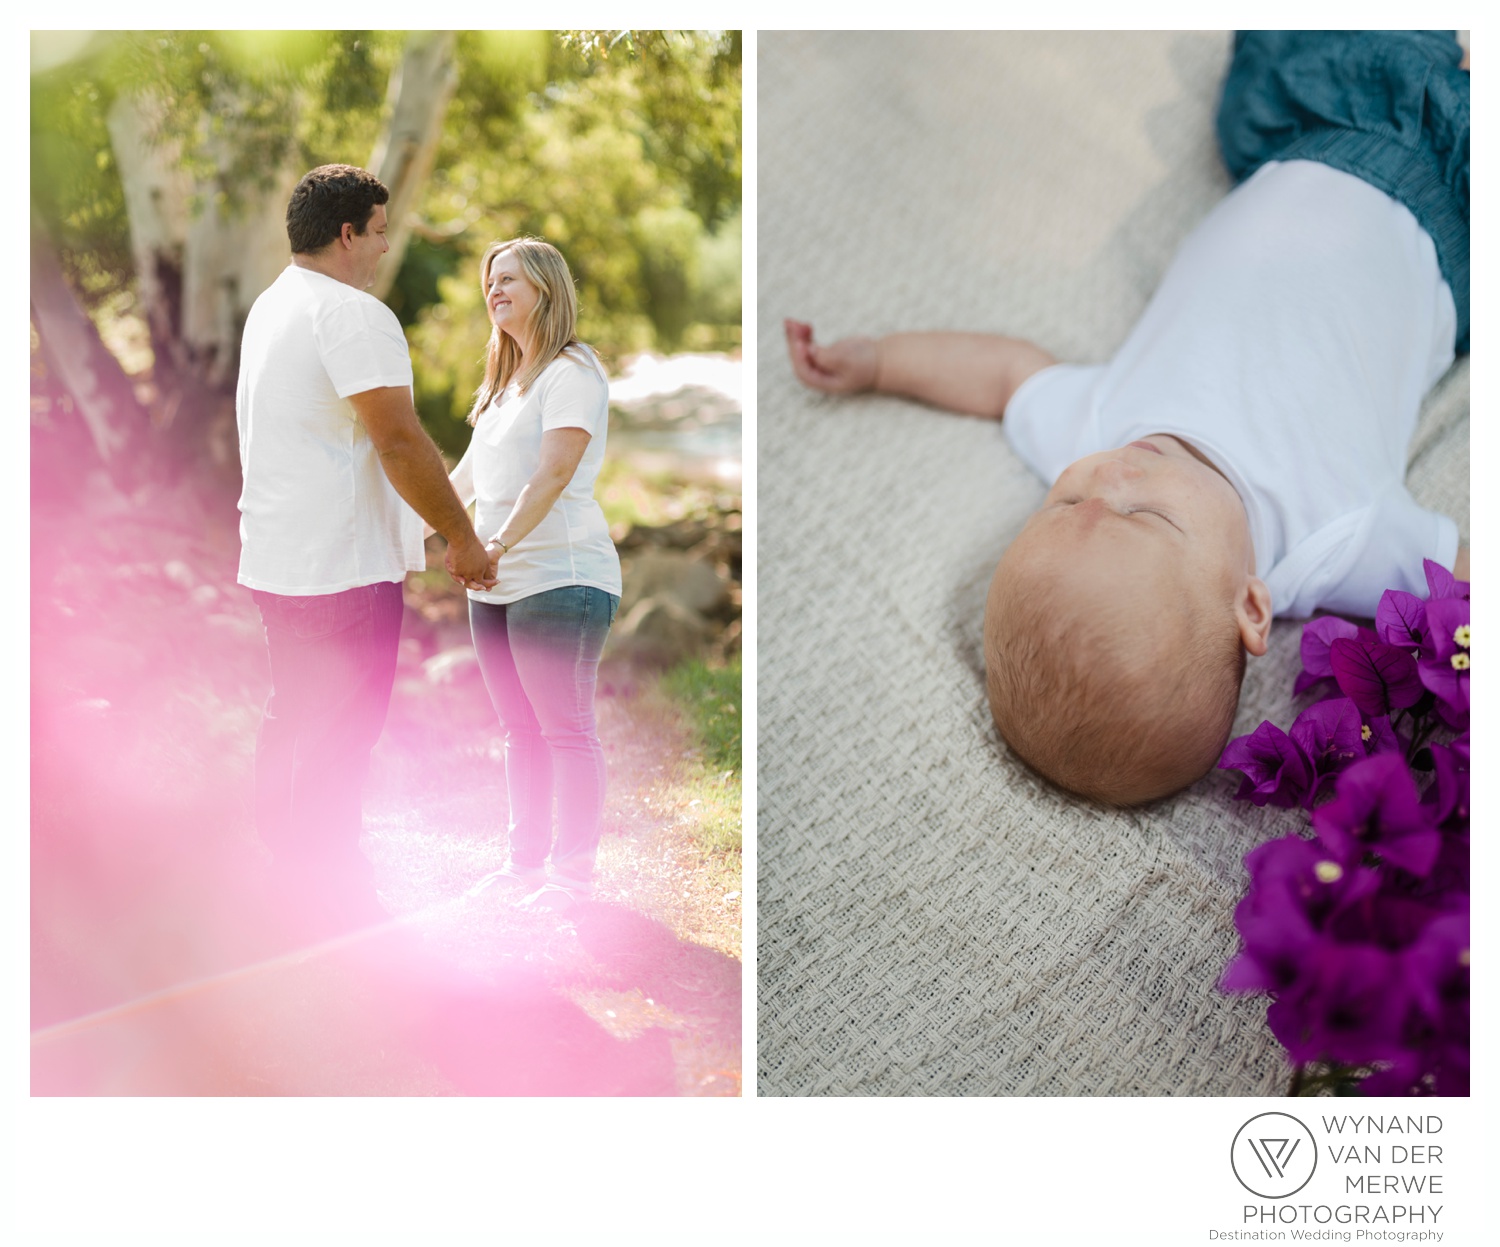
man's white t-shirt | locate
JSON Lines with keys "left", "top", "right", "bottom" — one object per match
{"left": 236, "top": 265, "right": 425, "bottom": 595}
{"left": 1004, "top": 160, "right": 1458, "bottom": 619}
{"left": 451, "top": 347, "right": 622, "bottom": 605}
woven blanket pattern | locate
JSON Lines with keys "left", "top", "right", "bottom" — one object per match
{"left": 756, "top": 31, "right": 1470, "bottom": 1096}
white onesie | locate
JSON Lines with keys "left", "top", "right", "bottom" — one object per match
{"left": 1004, "top": 160, "right": 1458, "bottom": 619}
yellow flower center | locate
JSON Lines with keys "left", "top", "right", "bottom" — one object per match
{"left": 1314, "top": 861, "right": 1343, "bottom": 884}
{"left": 1451, "top": 653, "right": 1470, "bottom": 671}
{"left": 1360, "top": 724, "right": 1372, "bottom": 742}
{"left": 1454, "top": 624, "right": 1470, "bottom": 649}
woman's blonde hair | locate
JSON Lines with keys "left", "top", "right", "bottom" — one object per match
{"left": 469, "top": 236, "right": 584, "bottom": 422}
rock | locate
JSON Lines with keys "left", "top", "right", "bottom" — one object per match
{"left": 620, "top": 549, "right": 729, "bottom": 616}
{"left": 607, "top": 595, "right": 714, "bottom": 667}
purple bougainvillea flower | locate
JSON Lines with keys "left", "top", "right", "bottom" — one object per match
{"left": 1218, "top": 721, "right": 1314, "bottom": 807}
{"left": 1419, "top": 596, "right": 1470, "bottom": 662}
{"left": 1266, "top": 943, "right": 1411, "bottom": 1066}
{"left": 1416, "top": 596, "right": 1469, "bottom": 729}
{"left": 1429, "top": 833, "right": 1472, "bottom": 903}
{"left": 1236, "top": 835, "right": 1381, "bottom": 937}
{"left": 1223, "top": 836, "right": 1370, "bottom": 996}
{"left": 1312, "top": 752, "right": 1440, "bottom": 876}
{"left": 1424, "top": 735, "right": 1469, "bottom": 827}
{"left": 1423, "top": 689, "right": 1468, "bottom": 733}
{"left": 1330, "top": 636, "right": 1425, "bottom": 718}
{"left": 1288, "top": 697, "right": 1365, "bottom": 805}
{"left": 1375, "top": 589, "right": 1427, "bottom": 651}
{"left": 1223, "top": 566, "right": 1469, "bottom": 1094}
{"left": 1325, "top": 864, "right": 1454, "bottom": 949}
{"left": 1221, "top": 916, "right": 1315, "bottom": 996}
{"left": 1380, "top": 829, "right": 1470, "bottom": 920}
{"left": 1360, "top": 914, "right": 1472, "bottom": 1096}
{"left": 1296, "top": 615, "right": 1364, "bottom": 696}
{"left": 1404, "top": 912, "right": 1470, "bottom": 1025}
{"left": 1423, "top": 558, "right": 1469, "bottom": 602}
{"left": 1361, "top": 713, "right": 1404, "bottom": 758}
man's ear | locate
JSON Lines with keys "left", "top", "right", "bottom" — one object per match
{"left": 340, "top": 222, "right": 356, "bottom": 249}
{"left": 1236, "top": 576, "right": 1273, "bottom": 656}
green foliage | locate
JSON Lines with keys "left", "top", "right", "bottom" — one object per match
{"left": 693, "top": 208, "right": 743, "bottom": 333}
{"left": 31, "top": 30, "right": 401, "bottom": 303}
{"left": 30, "top": 48, "right": 132, "bottom": 301}
{"left": 384, "top": 234, "right": 464, "bottom": 328}
{"left": 407, "top": 31, "right": 741, "bottom": 426}
{"left": 663, "top": 658, "right": 742, "bottom": 776}
{"left": 114, "top": 31, "right": 398, "bottom": 196}
{"left": 560, "top": 30, "right": 742, "bottom": 228}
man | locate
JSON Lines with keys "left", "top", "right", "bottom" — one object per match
{"left": 236, "top": 163, "right": 493, "bottom": 928}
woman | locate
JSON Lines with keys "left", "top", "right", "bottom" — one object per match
{"left": 451, "top": 237, "right": 621, "bottom": 912}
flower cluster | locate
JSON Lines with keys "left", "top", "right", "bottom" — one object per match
{"left": 1217, "top": 561, "right": 1469, "bottom": 1096}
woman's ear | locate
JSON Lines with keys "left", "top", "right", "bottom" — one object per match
{"left": 1236, "top": 576, "right": 1273, "bottom": 656}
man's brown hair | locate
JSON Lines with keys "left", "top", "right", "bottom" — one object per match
{"left": 285, "top": 164, "right": 389, "bottom": 255}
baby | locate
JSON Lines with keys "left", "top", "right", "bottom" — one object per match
{"left": 786, "top": 31, "right": 1470, "bottom": 806}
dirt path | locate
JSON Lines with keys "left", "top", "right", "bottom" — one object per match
{"left": 30, "top": 470, "right": 741, "bottom": 1096}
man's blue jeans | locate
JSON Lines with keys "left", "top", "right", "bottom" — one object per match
{"left": 469, "top": 586, "right": 619, "bottom": 893}
{"left": 252, "top": 580, "right": 404, "bottom": 884}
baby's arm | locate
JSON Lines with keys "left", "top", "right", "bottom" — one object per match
{"left": 1454, "top": 545, "right": 1469, "bottom": 580}
{"left": 785, "top": 318, "right": 1056, "bottom": 420}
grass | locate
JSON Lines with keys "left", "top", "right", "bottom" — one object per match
{"left": 590, "top": 657, "right": 743, "bottom": 960}
{"left": 664, "top": 658, "right": 743, "bottom": 774}
{"left": 661, "top": 658, "right": 743, "bottom": 861}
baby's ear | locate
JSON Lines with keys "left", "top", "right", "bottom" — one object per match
{"left": 1236, "top": 577, "right": 1273, "bottom": 656}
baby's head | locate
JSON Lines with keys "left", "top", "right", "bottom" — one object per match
{"left": 984, "top": 435, "right": 1272, "bottom": 805}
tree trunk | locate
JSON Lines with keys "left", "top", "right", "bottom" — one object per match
{"left": 30, "top": 206, "right": 154, "bottom": 490}
{"left": 108, "top": 90, "right": 298, "bottom": 464}
{"left": 180, "top": 162, "right": 301, "bottom": 391}
{"left": 93, "top": 31, "right": 453, "bottom": 466}
{"left": 369, "top": 30, "right": 459, "bottom": 302}
{"left": 104, "top": 92, "right": 193, "bottom": 382}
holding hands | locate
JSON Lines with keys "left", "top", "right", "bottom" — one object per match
{"left": 445, "top": 534, "right": 500, "bottom": 592}
{"left": 784, "top": 319, "right": 878, "bottom": 394}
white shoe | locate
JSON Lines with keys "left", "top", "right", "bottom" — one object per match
{"left": 467, "top": 863, "right": 546, "bottom": 898}
{"left": 518, "top": 882, "right": 580, "bottom": 913}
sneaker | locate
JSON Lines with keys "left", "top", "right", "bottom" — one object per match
{"left": 467, "top": 862, "right": 547, "bottom": 898}
{"left": 518, "top": 882, "right": 580, "bottom": 913}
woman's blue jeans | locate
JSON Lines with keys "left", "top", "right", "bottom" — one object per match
{"left": 469, "top": 586, "right": 619, "bottom": 893}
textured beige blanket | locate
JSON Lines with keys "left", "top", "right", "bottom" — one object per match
{"left": 756, "top": 30, "right": 1470, "bottom": 1096}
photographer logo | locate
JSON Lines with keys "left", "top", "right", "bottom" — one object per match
{"left": 1231, "top": 1112, "right": 1317, "bottom": 1199}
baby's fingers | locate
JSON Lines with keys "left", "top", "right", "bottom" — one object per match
{"left": 785, "top": 318, "right": 832, "bottom": 388}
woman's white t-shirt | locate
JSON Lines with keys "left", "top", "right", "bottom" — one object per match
{"left": 452, "top": 347, "right": 622, "bottom": 605}
{"left": 1004, "top": 160, "right": 1458, "bottom": 620}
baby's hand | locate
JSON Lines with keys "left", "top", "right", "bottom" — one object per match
{"left": 784, "top": 319, "right": 878, "bottom": 394}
